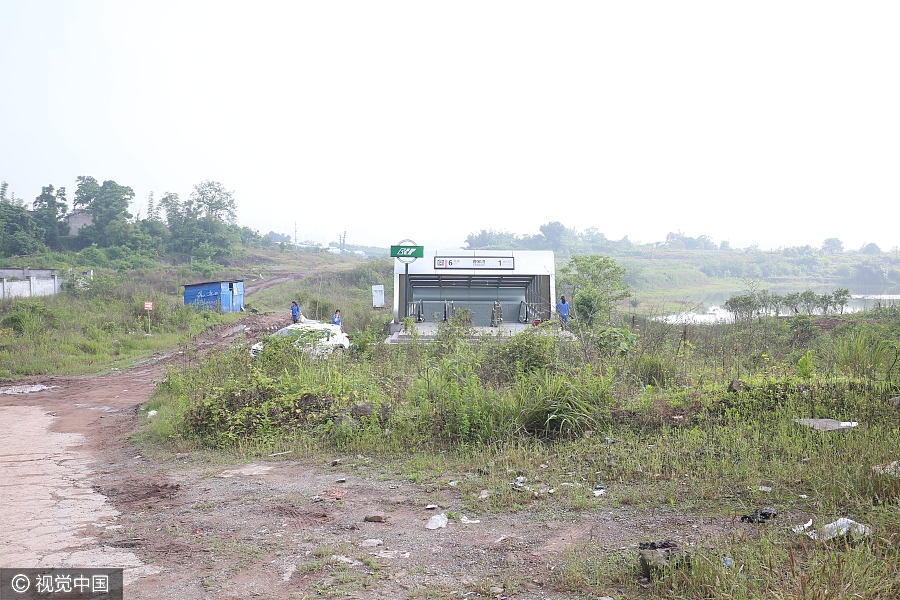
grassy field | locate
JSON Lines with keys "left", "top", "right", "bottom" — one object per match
{"left": 5, "top": 247, "right": 899, "bottom": 597}
{"left": 143, "top": 297, "right": 900, "bottom": 597}
{"left": 0, "top": 249, "right": 372, "bottom": 379}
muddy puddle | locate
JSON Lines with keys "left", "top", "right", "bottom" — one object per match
{"left": 0, "top": 384, "right": 56, "bottom": 394}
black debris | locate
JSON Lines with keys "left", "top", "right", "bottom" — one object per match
{"left": 741, "top": 507, "right": 777, "bottom": 523}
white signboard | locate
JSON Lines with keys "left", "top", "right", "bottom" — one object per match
{"left": 434, "top": 257, "right": 514, "bottom": 270}
{"left": 372, "top": 284, "right": 385, "bottom": 308}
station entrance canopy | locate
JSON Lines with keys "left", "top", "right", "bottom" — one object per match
{"left": 393, "top": 250, "right": 555, "bottom": 327}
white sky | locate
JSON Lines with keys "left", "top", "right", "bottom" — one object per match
{"left": 1, "top": 1, "right": 898, "bottom": 251}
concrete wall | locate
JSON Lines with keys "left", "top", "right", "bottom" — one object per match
{"left": 0, "top": 268, "right": 57, "bottom": 279}
{"left": 66, "top": 210, "right": 94, "bottom": 236}
{"left": 1, "top": 276, "right": 63, "bottom": 299}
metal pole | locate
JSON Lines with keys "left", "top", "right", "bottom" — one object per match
{"left": 404, "top": 262, "right": 409, "bottom": 319}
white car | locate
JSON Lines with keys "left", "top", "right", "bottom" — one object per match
{"left": 250, "top": 321, "right": 350, "bottom": 357}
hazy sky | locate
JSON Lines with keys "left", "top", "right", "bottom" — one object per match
{"left": 1, "top": 2, "right": 898, "bottom": 251}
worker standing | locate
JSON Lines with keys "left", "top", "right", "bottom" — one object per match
{"left": 556, "top": 296, "right": 572, "bottom": 330}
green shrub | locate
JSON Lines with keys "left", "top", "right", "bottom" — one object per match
{"left": 495, "top": 327, "right": 559, "bottom": 379}
{"left": 515, "top": 370, "right": 611, "bottom": 437}
{"left": 833, "top": 327, "right": 887, "bottom": 378}
{"left": 632, "top": 353, "right": 674, "bottom": 386}
{"left": 0, "top": 301, "right": 55, "bottom": 334}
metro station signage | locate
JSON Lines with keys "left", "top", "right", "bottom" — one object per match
{"left": 391, "top": 245, "right": 424, "bottom": 258}
{"left": 434, "top": 257, "right": 514, "bottom": 270}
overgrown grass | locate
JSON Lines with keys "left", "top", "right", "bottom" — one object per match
{"left": 140, "top": 303, "right": 900, "bottom": 598}
{"left": 7, "top": 246, "right": 897, "bottom": 596}
{"left": 0, "top": 270, "right": 232, "bottom": 378}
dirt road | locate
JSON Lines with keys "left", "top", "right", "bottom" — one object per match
{"left": 0, "top": 310, "right": 728, "bottom": 599}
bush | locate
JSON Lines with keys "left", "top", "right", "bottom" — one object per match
{"left": 632, "top": 353, "right": 674, "bottom": 386}
{"left": 0, "top": 301, "right": 55, "bottom": 334}
{"left": 182, "top": 368, "right": 337, "bottom": 447}
{"left": 495, "top": 327, "right": 559, "bottom": 380}
{"left": 515, "top": 370, "right": 611, "bottom": 437}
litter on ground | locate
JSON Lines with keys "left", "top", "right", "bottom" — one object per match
{"left": 793, "top": 418, "right": 859, "bottom": 432}
{"left": 793, "top": 518, "right": 871, "bottom": 541}
{"left": 426, "top": 513, "right": 448, "bottom": 530}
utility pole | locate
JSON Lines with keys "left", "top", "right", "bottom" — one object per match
{"left": 294, "top": 222, "right": 298, "bottom": 248}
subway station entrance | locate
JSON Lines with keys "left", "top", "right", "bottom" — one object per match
{"left": 392, "top": 250, "right": 556, "bottom": 332}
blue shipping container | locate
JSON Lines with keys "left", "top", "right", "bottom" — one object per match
{"left": 183, "top": 280, "right": 244, "bottom": 312}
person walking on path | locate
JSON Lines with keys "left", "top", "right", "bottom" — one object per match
{"left": 331, "top": 309, "right": 342, "bottom": 326}
{"left": 556, "top": 296, "right": 572, "bottom": 330}
{"left": 291, "top": 301, "right": 301, "bottom": 324}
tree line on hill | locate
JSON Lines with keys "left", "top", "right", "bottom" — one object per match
{"left": 465, "top": 223, "right": 900, "bottom": 291}
{"left": 0, "top": 178, "right": 293, "bottom": 268}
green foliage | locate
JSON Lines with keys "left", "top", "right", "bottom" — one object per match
{"left": 495, "top": 326, "right": 560, "bottom": 379}
{"left": 74, "top": 176, "right": 134, "bottom": 247}
{"left": 632, "top": 353, "right": 674, "bottom": 386}
{"left": 337, "top": 261, "right": 391, "bottom": 288}
{"left": 833, "top": 327, "right": 888, "bottom": 379}
{"left": 0, "top": 199, "right": 45, "bottom": 257}
{"left": 182, "top": 367, "right": 337, "bottom": 447}
{"left": 580, "top": 326, "right": 637, "bottom": 358}
{"left": 797, "top": 350, "right": 813, "bottom": 379}
{"left": 789, "top": 313, "right": 817, "bottom": 346}
{"left": 0, "top": 267, "right": 228, "bottom": 378}
{"left": 559, "top": 254, "right": 631, "bottom": 325}
{"left": 723, "top": 293, "right": 759, "bottom": 321}
{"left": 0, "top": 301, "right": 55, "bottom": 335}
{"left": 515, "top": 370, "right": 611, "bottom": 437}
{"left": 821, "top": 236, "right": 844, "bottom": 254}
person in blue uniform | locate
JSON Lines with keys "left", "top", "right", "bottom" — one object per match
{"left": 556, "top": 296, "right": 571, "bottom": 330}
{"left": 331, "top": 309, "right": 342, "bottom": 326}
{"left": 291, "top": 301, "right": 300, "bottom": 323}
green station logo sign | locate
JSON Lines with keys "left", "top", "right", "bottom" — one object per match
{"left": 390, "top": 245, "right": 424, "bottom": 258}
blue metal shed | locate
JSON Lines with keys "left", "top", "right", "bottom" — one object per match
{"left": 183, "top": 280, "right": 245, "bottom": 312}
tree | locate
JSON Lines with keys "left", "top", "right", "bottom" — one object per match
{"left": 159, "top": 187, "right": 239, "bottom": 259}
{"left": 190, "top": 180, "right": 236, "bottom": 223}
{"left": 146, "top": 191, "right": 160, "bottom": 222}
{"left": 755, "top": 289, "right": 776, "bottom": 316}
{"left": 464, "top": 229, "right": 519, "bottom": 250}
{"left": 799, "top": 290, "right": 819, "bottom": 314}
{"left": 32, "top": 184, "right": 68, "bottom": 249}
{"left": 783, "top": 292, "right": 801, "bottom": 314}
{"left": 0, "top": 201, "right": 44, "bottom": 257}
{"left": 818, "top": 292, "right": 833, "bottom": 315}
{"left": 832, "top": 288, "right": 850, "bottom": 314}
{"left": 769, "top": 293, "right": 784, "bottom": 317}
{"left": 73, "top": 175, "right": 100, "bottom": 209}
{"left": 821, "top": 238, "right": 844, "bottom": 255}
{"left": 539, "top": 221, "right": 570, "bottom": 252}
{"left": 159, "top": 192, "right": 188, "bottom": 227}
{"left": 860, "top": 242, "right": 882, "bottom": 255}
{"left": 74, "top": 177, "right": 134, "bottom": 247}
{"left": 558, "top": 254, "right": 631, "bottom": 326}
{"left": 724, "top": 294, "right": 759, "bottom": 322}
